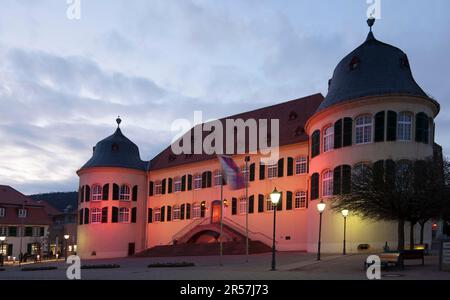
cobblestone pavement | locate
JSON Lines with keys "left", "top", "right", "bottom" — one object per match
{"left": 1, "top": 252, "right": 449, "bottom": 280}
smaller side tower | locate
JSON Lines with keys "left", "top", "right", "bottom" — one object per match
{"left": 76, "top": 118, "right": 148, "bottom": 259}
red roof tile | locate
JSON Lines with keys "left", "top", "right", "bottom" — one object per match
{"left": 149, "top": 93, "right": 324, "bottom": 170}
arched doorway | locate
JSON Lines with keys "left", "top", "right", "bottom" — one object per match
{"left": 211, "top": 200, "right": 221, "bottom": 223}
{"left": 188, "top": 230, "right": 220, "bottom": 244}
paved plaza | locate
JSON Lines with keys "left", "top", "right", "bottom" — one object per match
{"left": 1, "top": 252, "right": 449, "bottom": 280}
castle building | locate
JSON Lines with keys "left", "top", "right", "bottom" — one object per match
{"left": 76, "top": 23, "right": 441, "bottom": 259}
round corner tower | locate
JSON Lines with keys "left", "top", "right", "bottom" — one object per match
{"left": 76, "top": 118, "right": 148, "bottom": 259}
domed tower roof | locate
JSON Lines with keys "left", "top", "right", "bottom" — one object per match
{"left": 317, "top": 19, "right": 438, "bottom": 113}
{"left": 79, "top": 117, "right": 147, "bottom": 172}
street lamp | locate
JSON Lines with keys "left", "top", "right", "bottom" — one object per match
{"left": 64, "top": 234, "right": 70, "bottom": 259}
{"left": 0, "top": 236, "right": 5, "bottom": 267}
{"left": 317, "top": 200, "right": 326, "bottom": 261}
{"left": 270, "top": 188, "right": 281, "bottom": 271}
{"left": 341, "top": 209, "right": 349, "bottom": 255}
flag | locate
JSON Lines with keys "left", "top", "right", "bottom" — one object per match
{"left": 218, "top": 155, "right": 245, "bottom": 190}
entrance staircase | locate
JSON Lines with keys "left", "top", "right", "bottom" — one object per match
{"left": 135, "top": 222, "right": 272, "bottom": 257}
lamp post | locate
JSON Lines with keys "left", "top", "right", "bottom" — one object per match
{"left": 270, "top": 188, "right": 281, "bottom": 271}
{"left": 64, "top": 234, "right": 70, "bottom": 259}
{"left": 0, "top": 236, "right": 5, "bottom": 267}
{"left": 317, "top": 200, "right": 326, "bottom": 261}
{"left": 341, "top": 209, "right": 349, "bottom": 255}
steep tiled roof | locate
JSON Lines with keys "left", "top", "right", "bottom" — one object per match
{"left": 149, "top": 93, "right": 324, "bottom": 171}
{"left": 0, "top": 185, "right": 52, "bottom": 225}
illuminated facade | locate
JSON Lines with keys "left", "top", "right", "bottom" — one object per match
{"left": 77, "top": 25, "right": 440, "bottom": 259}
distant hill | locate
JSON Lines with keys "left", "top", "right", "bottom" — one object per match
{"left": 29, "top": 191, "right": 78, "bottom": 212}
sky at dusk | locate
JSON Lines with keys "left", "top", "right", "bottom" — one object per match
{"left": 0, "top": 0, "right": 449, "bottom": 194}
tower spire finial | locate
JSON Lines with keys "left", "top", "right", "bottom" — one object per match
{"left": 116, "top": 116, "right": 122, "bottom": 128}
{"left": 367, "top": 17, "right": 376, "bottom": 32}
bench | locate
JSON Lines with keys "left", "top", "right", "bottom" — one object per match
{"left": 364, "top": 249, "right": 425, "bottom": 271}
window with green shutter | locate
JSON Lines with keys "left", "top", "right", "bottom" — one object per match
{"left": 112, "top": 207, "right": 119, "bottom": 223}
{"left": 161, "top": 179, "right": 166, "bottom": 194}
{"left": 311, "top": 130, "right": 320, "bottom": 158}
{"left": 258, "top": 195, "right": 264, "bottom": 212}
{"left": 132, "top": 185, "right": 138, "bottom": 201}
{"left": 387, "top": 111, "right": 397, "bottom": 141}
{"left": 149, "top": 181, "right": 154, "bottom": 196}
{"left": 343, "top": 118, "right": 353, "bottom": 147}
{"left": 85, "top": 185, "right": 91, "bottom": 202}
{"left": 333, "top": 166, "right": 342, "bottom": 195}
{"left": 259, "top": 163, "right": 265, "bottom": 180}
{"left": 188, "top": 175, "right": 193, "bottom": 190}
{"left": 148, "top": 208, "right": 153, "bottom": 223}
{"left": 287, "top": 158, "right": 294, "bottom": 176}
{"left": 277, "top": 158, "right": 284, "bottom": 177}
{"left": 168, "top": 178, "right": 173, "bottom": 193}
{"left": 167, "top": 206, "right": 172, "bottom": 222}
{"left": 161, "top": 206, "right": 166, "bottom": 222}
{"left": 231, "top": 198, "right": 237, "bottom": 215}
{"left": 248, "top": 196, "right": 254, "bottom": 214}
{"left": 311, "top": 173, "right": 319, "bottom": 200}
{"left": 80, "top": 186, "right": 84, "bottom": 203}
{"left": 79, "top": 209, "right": 83, "bottom": 225}
{"left": 113, "top": 184, "right": 119, "bottom": 200}
{"left": 249, "top": 163, "right": 255, "bottom": 181}
{"left": 334, "top": 119, "right": 343, "bottom": 149}
{"left": 84, "top": 208, "right": 90, "bottom": 224}
{"left": 180, "top": 204, "right": 185, "bottom": 220}
{"left": 40, "top": 227, "right": 45, "bottom": 237}
{"left": 374, "top": 111, "right": 385, "bottom": 142}
{"left": 286, "top": 191, "right": 293, "bottom": 210}
{"left": 186, "top": 203, "right": 191, "bottom": 219}
{"left": 342, "top": 165, "right": 351, "bottom": 194}
{"left": 102, "top": 184, "right": 109, "bottom": 200}
{"left": 101, "top": 207, "right": 108, "bottom": 223}
{"left": 131, "top": 207, "right": 137, "bottom": 223}
{"left": 181, "top": 175, "right": 186, "bottom": 191}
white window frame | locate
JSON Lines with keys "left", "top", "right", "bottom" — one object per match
{"left": 119, "top": 207, "right": 130, "bottom": 223}
{"left": 295, "top": 157, "right": 307, "bottom": 175}
{"left": 266, "top": 195, "right": 275, "bottom": 211}
{"left": 92, "top": 185, "right": 102, "bottom": 201}
{"left": 174, "top": 177, "right": 182, "bottom": 193}
{"left": 323, "top": 125, "right": 334, "bottom": 152}
{"left": 355, "top": 115, "right": 373, "bottom": 144}
{"left": 155, "top": 181, "right": 162, "bottom": 195}
{"left": 32, "top": 227, "right": 40, "bottom": 237}
{"left": 173, "top": 205, "right": 181, "bottom": 220}
{"left": 119, "top": 185, "right": 131, "bottom": 201}
{"left": 91, "top": 208, "right": 102, "bottom": 224}
{"left": 322, "top": 170, "right": 333, "bottom": 197}
{"left": 241, "top": 166, "right": 249, "bottom": 183}
{"left": 295, "top": 191, "right": 307, "bottom": 209}
{"left": 18, "top": 226, "right": 25, "bottom": 237}
{"left": 0, "top": 226, "right": 7, "bottom": 236}
{"left": 267, "top": 163, "right": 278, "bottom": 179}
{"left": 0, "top": 207, "right": 5, "bottom": 218}
{"left": 154, "top": 208, "right": 161, "bottom": 222}
{"left": 192, "top": 203, "right": 201, "bottom": 219}
{"left": 214, "top": 170, "right": 222, "bottom": 187}
{"left": 239, "top": 197, "right": 247, "bottom": 215}
{"left": 397, "top": 112, "right": 412, "bottom": 141}
{"left": 194, "top": 174, "right": 202, "bottom": 190}
{"left": 18, "top": 209, "right": 27, "bottom": 218}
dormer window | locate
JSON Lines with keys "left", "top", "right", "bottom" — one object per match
{"left": 18, "top": 208, "right": 27, "bottom": 218}
{"left": 349, "top": 56, "right": 360, "bottom": 71}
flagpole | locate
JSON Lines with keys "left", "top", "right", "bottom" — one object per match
{"left": 245, "top": 156, "right": 250, "bottom": 263}
{"left": 220, "top": 168, "right": 224, "bottom": 266}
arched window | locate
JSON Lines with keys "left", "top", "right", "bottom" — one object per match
{"left": 173, "top": 177, "right": 182, "bottom": 193}
{"left": 119, "top": 185, "right": 130, "bottom": 201}
{"left": 295, "top": 191, "right": 307, "bottom": 209}
{"left": 214, "top": 170, "right": 222, "bottom": 187}
{"left": 194, "top": 174, "right": 202, "bottom": 190}
{"left": 241, "top": 165, "right": 249, "bottom": 183}
{"left": 323, "top": 125, "right": 334, "bottom": 152}
{"left": 155, "top": 181, "right": 162, "bottom": 195}
{"left": 91, "top": 208, "right": 101, "bottom": 224}
{"left": 322, "top": 170, "right": 333, "bottom": 197}
{"left": 92, "top": 185, "right": 102, "bottom": 201}
{"left": 173, "top": 205, "right": 181, "bottom": 220}
{"left": 119, "top": 207, "right": 130, "bottom": 223}
{"left": 311, "top": 130, "right": 321, "bottom": 158}
{"left": 397, "top": 112, "right": 412, "bottom": 141}
{"left": 267, "top": 161, "right": 278, "bottom": 179}
{"left": 192, "top": 203, "right": 201, "bottom": 219}
{"left": 239, "top": 197, "right": 247, "bottom": 214}
{"left": 355, "top": 115, "right": 372, "bottom": 144}
{"left": 295, "top": 157, "right": 307, "bottom": 175}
